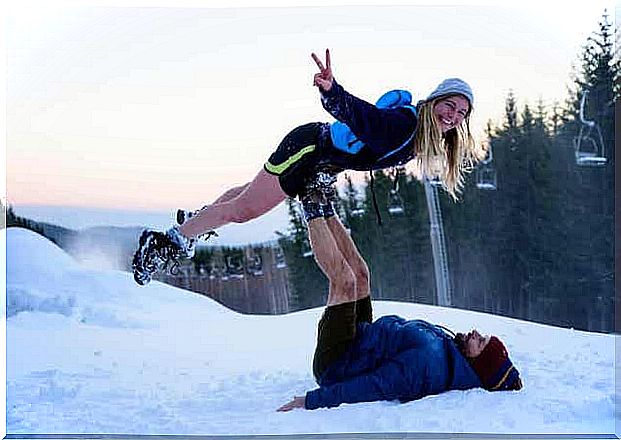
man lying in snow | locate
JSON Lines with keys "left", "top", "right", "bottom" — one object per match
{"left": 278, "top": 296, "right": 523, "bottom": 411}
{"left": 276, "top": 170, "right": 522, "bottom": 411}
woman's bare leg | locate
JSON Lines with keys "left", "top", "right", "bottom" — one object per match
{"left": 179, "top": 169, "right": 287, "bottom": 238}
{"left": 212, "top": 183, "right": 250, "bottom": 204}
{"left": 325, "top": 216, "right": 370, "bottom": 301}
{"left": 179, "top": 184, "right": 250, "bottom": 224}
{"left": 307, "top": 218, "right": 356, "bottom": 306}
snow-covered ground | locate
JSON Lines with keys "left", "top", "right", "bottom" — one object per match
{"left": 5, "top": 227, "right": 617, "bottom": 435}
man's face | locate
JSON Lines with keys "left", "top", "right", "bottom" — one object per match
{"left": 456, "top": 329, "right": 490, "bottom": 358}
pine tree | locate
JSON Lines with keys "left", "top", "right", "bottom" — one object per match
{"left": 486, "top": 91, "right": 529, "bottom": 316}
{"left": 554, "top": 10, "right": 617, "bottom": 331}
{"left": 504, "top": 90, "right": 518, "bottom": 131}
{"left": 341, "top": 173, "right": 361, "bottom": 228}
{"left": 280, "top": 198, "right": 327, "bottom": 310}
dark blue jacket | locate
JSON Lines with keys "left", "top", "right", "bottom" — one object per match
{"left": 304, "top": 316, "right": 482, "bottom": 410}
{"left": 318, "top": 80, "right": 419, "bottom": 171}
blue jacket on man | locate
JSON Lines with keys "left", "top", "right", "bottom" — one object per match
{"left": 305, "top": 316, "right": 482, "bottom": 410}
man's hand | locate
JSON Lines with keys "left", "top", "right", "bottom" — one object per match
{"left": 311, "top": 48, "right": 334, "bottom": 92}
{"left": 277, "top": 395, "right": 306, "bottom": 412}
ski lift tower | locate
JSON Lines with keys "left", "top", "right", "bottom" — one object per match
{"left": 424, "top": 177, "right": 452, "bottom": 307}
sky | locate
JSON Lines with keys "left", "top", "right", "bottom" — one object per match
{"left": 5, "top": 227, "right": 617, "bottom": 435}
{"left": 4, "top": 0, "right": 618, "bottom": 213}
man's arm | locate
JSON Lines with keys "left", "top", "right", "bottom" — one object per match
{"left": 276, "top": 396, "right": 306, "bottom": 412}
{"left": 304, "top": 356, "right": 422, "bottom": 410}
{"left": 275, "top": 359, "right": 411, "bottom": 412}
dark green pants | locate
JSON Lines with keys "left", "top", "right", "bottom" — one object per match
{"left": 312, "top": 296, "right": 373, "bottom": 382}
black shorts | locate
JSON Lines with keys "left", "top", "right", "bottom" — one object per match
{"left": 264, "top": 122, "right": 327, "bottom": 198}
{"left": 312, "top": 296, "right": 373, "bottom": 382}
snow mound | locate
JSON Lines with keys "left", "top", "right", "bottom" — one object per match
{"left": 5, "top": 226, "right": 616, "bottom": 435}
{"left": 8, "top": 227, "right": 78, "bottom": 278}
{"left": 6, "top": 227, "right": 234, "bottom": 324}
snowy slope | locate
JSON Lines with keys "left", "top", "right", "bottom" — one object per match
{"left": 5, "top": 228, "right": 616, "bottom": 435}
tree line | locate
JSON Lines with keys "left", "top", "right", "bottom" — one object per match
{"left": 4, "top": 13, "right": 615, "bottom": 332}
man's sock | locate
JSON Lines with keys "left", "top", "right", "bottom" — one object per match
{"left": 321, "top": 201, "right": 336, "bottom": 219}
{"left": 301, "top": 200, "right": 323, "bottom": 223}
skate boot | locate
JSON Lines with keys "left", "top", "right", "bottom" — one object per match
{"left": 176, "top": 205, "right": 206, "bottom": 225}
{"left": 175, "top": 206, "right": 218, "bottom": 242}
{"left": 131, "top": 226, "right": 195, "bottom": 286}
{"left": 303, "top": 170, "right": 338, "bottom": 204}
{"left": 298, "top": 170, "right": 339, "bottom": 223}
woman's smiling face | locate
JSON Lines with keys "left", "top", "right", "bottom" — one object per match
{"left": 433, "top": 95, "right": 470, "bottom": 133}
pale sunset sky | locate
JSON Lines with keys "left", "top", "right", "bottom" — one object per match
{"left": 4, "top": 0, "right": 618, "bottom": 212}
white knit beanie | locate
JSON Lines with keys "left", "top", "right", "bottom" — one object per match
{"left": 425, "top": 78, "right": 474, "bottom": 110}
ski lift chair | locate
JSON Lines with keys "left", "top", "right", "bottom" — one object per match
{"left": 274, "top": 245, "right": 287, "bottom": 269}
{"left": 218, "top": 266, "right": 229, "bottom": 281}
{"left": 387, "top": 189, "right": 405, "bottom": 214}
{"left": 208, "top": 262, "right": 218, "bottom": 280}
{"left": 428, "top": 176, "right": 444, "bottom": 187}
{"left": 225, "top": 255, "right": 245, "bottom": 279}
{"left": 573, "top": 90, "right": 607, "bottom": 167}
{"left": 476, "top": 166, "right": 497, "bottom": 190}
{"left": 474, "top": 143, "right": 497, "bottom": 190}
{"left": 302, "top": 237, "right": 313, "bottom": 258}
{"left": 246, "top": 251, "right": 263, "bottom": 276}
{"left": 351, "top": 198, "right": 365, "bottom": 217}
{"left": 574, "top": 124, "right": 607, "bottom": 166}
{"left": 387, "top": 166, "right": 406, "bottom": 215}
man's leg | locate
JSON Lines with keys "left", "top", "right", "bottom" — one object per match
{"left": 308, "top": 217, "right": 357, "bottom": 382}
{"left": 325, "top": 216, "right": 370, "bottom": 301}
{"left": 306, "top": 217, "right": 356, "bottom": 306}
{"left": 324, "top": 214, "right": 372, "bottom": 324}
{"left": 179, "top": 169, "right": 287, "bottom": 238}
{"left": 299, "top": 197, "right": 358, "bottom": 381}
{"left": 311, "top": 179, "right": 371, "bottom": 323}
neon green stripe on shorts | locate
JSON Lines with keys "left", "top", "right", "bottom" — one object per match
{"left": 264, "top": 144, "right": 316, "bottom": 175}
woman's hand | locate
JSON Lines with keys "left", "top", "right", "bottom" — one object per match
{"left": 276, "top": 395, "right": 306, "bottom": 412}
{"left": 312, "top": 48, "right": 334, "bottom": 92}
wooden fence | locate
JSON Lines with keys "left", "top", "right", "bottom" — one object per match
{"left": 156, "top": 245, "right": 291, "bottom": 315}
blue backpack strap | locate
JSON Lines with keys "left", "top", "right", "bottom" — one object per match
{"left": 376, "top": 104, "right": 417, "bottom": 162}
{"left": 375, "top": 90, "right": 412, "bottom": 109}
{"left": 330, "top": 121, "right": 365, "bottom": 154}
{"left": 330, "top": 89, "right": 414, "bottom": 155}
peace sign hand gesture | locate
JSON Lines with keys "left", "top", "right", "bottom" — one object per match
{"left": 312, "top": 48, "right": 334, "bottom": 92}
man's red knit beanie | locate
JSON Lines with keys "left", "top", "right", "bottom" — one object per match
{"left": 470, "top": 336, "right": 522, "bottom": 391}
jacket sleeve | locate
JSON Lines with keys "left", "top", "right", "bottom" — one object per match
{"left": 320, "top": 80, "right": 417, "bottom": 155}
{"left": 304, "top": 355, "right": 423, "bottom": 410}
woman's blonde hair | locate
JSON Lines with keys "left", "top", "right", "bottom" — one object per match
{"left": 411, "top": 95, "right": 478, "bottom": 201}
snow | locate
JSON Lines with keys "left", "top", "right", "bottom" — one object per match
{"left": 5, "top": 227, "right": 617, "bottom": 435}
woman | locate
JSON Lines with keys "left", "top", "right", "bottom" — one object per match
{"left": 132, "top": 49, "right": 478, "bottom": 285}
